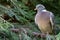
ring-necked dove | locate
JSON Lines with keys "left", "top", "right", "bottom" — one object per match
{"left": 35, "top": 4, "right": 55, "bottom": 34}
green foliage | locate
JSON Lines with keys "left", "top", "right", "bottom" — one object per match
{"left": 56, "top": 33, "right": 60, "bottom": 40}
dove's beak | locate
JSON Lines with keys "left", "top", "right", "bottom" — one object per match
{"left": 34, "top": 8, "right": 37, "bottom": 10}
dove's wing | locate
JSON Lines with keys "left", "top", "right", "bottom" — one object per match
{"left": 49, "top": 12, "right": 55, "bottom": 29}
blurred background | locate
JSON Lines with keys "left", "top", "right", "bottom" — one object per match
{"left": 0, "top": 0, "right": 60, "bottom": 40}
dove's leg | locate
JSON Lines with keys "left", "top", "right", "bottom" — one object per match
{"left": 40, "top": 33, "right": 46, "bottom": 40}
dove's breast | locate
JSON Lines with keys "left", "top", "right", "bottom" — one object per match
{"left": 35, "top": 12, "right": 50, "bottom": 24}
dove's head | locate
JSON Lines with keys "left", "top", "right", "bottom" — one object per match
{"left": 34, "top": 4, "right": 45, "bottom": 11}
